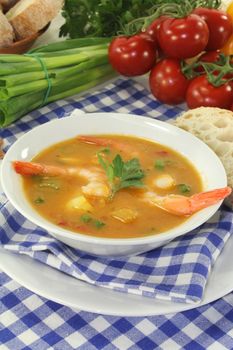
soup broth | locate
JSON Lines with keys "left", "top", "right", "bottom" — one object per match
{"left": 22, "top": 135, "right": 203, "bottom": 238}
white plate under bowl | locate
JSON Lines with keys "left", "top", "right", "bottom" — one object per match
{"left": 0, "top": 111, "right": 227, "bottom": 256}
{"left": 1, "top": 231, "right": 233, "bottom": 316}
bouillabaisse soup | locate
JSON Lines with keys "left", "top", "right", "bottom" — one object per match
{"left": 20, "top": 135, "right": 203, "bottom": 238}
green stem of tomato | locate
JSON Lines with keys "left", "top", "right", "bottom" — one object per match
{"left": 202, "top": 54, "right": 233, "bottom": 87}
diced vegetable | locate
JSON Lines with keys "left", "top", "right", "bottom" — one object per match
{"left": 67, "top": 195, "right": 93, "bottom": 212}
{"left": 111, "top": 208, "right": 138, "bottom": 224}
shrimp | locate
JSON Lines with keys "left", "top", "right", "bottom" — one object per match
{"left": 77, "top": 135, "right": 138, "bottom": 157}
{"left": 13, "top": 161, "right": 69, "bottom": 176}
{"left": 12, "top": 161, "right": 110, "bottom": 199}
{"left": 142, "top": 187, "right": 232, "bottom": 216}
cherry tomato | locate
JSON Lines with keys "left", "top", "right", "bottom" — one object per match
{"left": 186, "top": 75, "right": 233, "bottom": 109}
{"left": 145, "top": 16, "right": 168, "bottom": 44}
{"left": 157, "top": 14, "right": 209, "bottom": 59}
{"left": 149, "top": 58, "right": 190, "bottom": 105}
{"left": 108, "top": 35, "right": 157, "bottom": 76}
{"left": 192, "top": 8, "right": 233, "bottom": 51}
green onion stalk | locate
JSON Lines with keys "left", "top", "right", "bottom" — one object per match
{"left": 0, "top": 37, "right": 116, "bottom": 127}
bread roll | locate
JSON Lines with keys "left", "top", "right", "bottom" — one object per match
{"left": 0, "top": 10, "right": 14, "bottom": 47}
{"left": 6, "top": 0, "right": 64, "bottom": 39}
{"left": 173, "top": 107, "right": 233, "bottom": 209}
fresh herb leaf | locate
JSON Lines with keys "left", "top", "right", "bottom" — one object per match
{"left": 154, "top": 159, "right": 165, "bottom": 170}
{"left": 154, "top": 159, "right": 173, "bottom": 170}
{"left": 80, "top": 214, "right": 92, "bottom": 223}
{"left": 116, "top": 179, "right": 145, "bottom": 192}
{"left": 178, "top": 184, "right": 191, "bottom": 193}
{"left": 122, "top": 158, "right": 144, "bottom": 180}
{"left": 34, "top": 197, "right": 44, "bottom": 204}
{"left": 107, "top": 165, "right": 114, "bottom": 184}
{"left": 80, "top": 214, "right": 105, "bottom": 229}
{"left": 60, "top": 0, "right": 156, "bottom": 38}
{"left": 100, "top": 147, "right": 111, "bottom": 154}
{"left": 112, "top": 154, "right": 124, "bottom": 178}
{"left": 97, "top": 153, "right": 109, "bottom": 173}
{"left": 97, "top": 152, "right": 114, "bottom": 184}
{"left": 98, "top": 153, "right": 144, "bottom": 198}
{"left": 93, "top": 220, "right": 105, "bottom": 229}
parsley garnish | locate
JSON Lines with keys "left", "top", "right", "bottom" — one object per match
{"left": 98, "top": 153, "right": 145, "bottom": 198}
{"left": 178, "top": 184, "right": 191, "bottom": 193}
{"left": 80, "top": 214, "right": 105, "bottom": 229}
{"left": 80, "top": 214, "right": 92, "bottom": 223}
{"left": 93, "top": 220, "right": 106, "bottom": 229}
{"left": 154, "top": 159, "right": 172, "bottom": 170}
{"left": 99, "top": 147, "right": 111, "bottom": 154}
{"left": 154, "top": 159, "right": 165, "bottom": 170}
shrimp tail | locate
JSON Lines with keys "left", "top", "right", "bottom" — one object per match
{"left": 12, "top": 161, "right": 67, "bottom": 176}
{"left": 189, "top": 187, "right": 232, "bottom": 213}
{"left": 146, "top": 187, "right": 232, "bottom": 216}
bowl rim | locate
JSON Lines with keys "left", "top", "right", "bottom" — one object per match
{"left": 0, "top": 112, "right": 227, "bottom": 246}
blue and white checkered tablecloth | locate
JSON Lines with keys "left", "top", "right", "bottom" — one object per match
{"left": 1, "top": 272, "right": 233, "bottom": 350}
{"left": 1, "top": 78, "right": 233, "bottom": 349}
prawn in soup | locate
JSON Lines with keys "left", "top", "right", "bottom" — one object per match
{"left": 15, "top": 134, "right": 205, "bottom": 238}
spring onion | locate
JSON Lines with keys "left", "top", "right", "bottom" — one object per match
{"left": 0, "top": 37, "right": 116, "bottom": 127}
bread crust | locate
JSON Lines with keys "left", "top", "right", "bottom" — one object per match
{"left": 7, "top": 0, "right": 63, "bottom": 39}
{"left": 0, "top": 10, "right": 14, "bottom": 47}
{"left": 174, "top": 107, "right": 233, "bottom": 209}
{"left": 0, "top": 0, "right": 19, "bottom": 12}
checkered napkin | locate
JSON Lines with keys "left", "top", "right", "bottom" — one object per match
{"left": 1, "top": 78, "right": 233, "bottom": 304}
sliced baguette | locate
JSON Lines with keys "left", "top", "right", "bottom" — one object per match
{"left": 6, "top": 0, "right": 64, "bottom": 39}
{"left": 0, "top": 10, "right": 14, "bottom": 47}
{"left": 173, "top": 107, "right": 233, "bottom": 209}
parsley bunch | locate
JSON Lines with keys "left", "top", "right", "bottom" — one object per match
{"left": 60, "top": 0, "right": 155, "bottom": 38}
